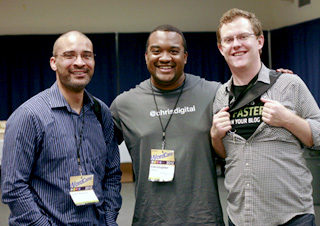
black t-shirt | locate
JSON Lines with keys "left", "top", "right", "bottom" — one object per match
{"left": 229, "top": 76, "right": 264, "bottom": 140}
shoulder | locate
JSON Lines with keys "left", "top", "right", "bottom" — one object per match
{"left": 186, "top": 73, "right": 221, "bottom": 86}
{"left": 111, "top": 79, "right": 150, "bottom": 108}
{"left": 262, "top": 65, "right": 305, "bottom": 87}
{"left": 185, "top": 73, "right": 221, "bottom": 93}
{"left": 6, "top": 89, "right": 51, "bottom": 133}
{"left": 274, "top": 72, "right": 308, "bottom": 90}
{"left": 86, "top": 94, "right": 113, "bottom": 121}
{"left": 14, "top": 89, "right": 51, "bottom": 118}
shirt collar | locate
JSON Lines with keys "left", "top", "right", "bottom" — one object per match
{"left": 226, "top": 63, "right": 270, "bottom": 93}
{"left": 48, "top": 82, "right": 94, "bottom": 112}
{"left": 257, "top": 63, "right": 271, "bottom": 84}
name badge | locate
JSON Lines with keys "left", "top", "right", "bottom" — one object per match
{"left": 69, "top": 175, "right": 99, "bottom": 206}
{"left": 148, "top": 149, "right": 175, "bottom": 182}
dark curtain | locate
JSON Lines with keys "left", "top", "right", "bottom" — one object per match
{"left": 1, "top": 22, "right": 318, "bottom": 119}
{"left": 183, "top": 32, "right": 230, "bottom": 83}
{"left": 0, "top": 33, "right": 117, "bottom": 119}
{"left": 118, "top": 33, "right": 150, "bottom": 93}
{"left": 117, "top": 31, "right": 235, "bottom": 91}
{"left": 86, "top": 33, "right": 117, "bottom": 106}
{"left": 183, "top": 31, "right": 269, "bottom": 84}
{"left": 261, "top": 31, "right": 270, "bottom": 68}
{"left": 271, "top": 18, "right": 320, "bottom": 104}
{"left": 0, "top": 35, "right": 58, "bottom": 119}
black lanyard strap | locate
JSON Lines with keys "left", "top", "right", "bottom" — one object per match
{"left": 229, "top": 70, "right": 282, "bottom": 113}
{"left": 73, "top": 107, "right": 85, "bottom": 176}
{"left": 150, "top": 78, "right": 185, "bottom": 150}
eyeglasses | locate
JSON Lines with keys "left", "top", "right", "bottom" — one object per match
{"left": 55, "top": 51, "right": 96, "bottom": 61}
{"left": 221, "top": 33, "right": 256, "bottom": 46}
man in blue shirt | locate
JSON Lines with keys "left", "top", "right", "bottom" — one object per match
{"left": 1, "top": 31, "right": 122, "bottom": 226}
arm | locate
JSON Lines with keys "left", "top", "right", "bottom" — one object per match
{"left": 1, "top": 109, "right": 51, "bottom": 226}
{"left": 210, "top": 107, "right": 232, "bottom": 158}
{"left": 261, "top": 98, "right": 313, "bottom": 147}
{"left": 110, "top": 99, "right": 124, "bottom": 145}
{"left": 104, "top": 136, "right": 122, "bottom": 225}
{"left": 100, "top": 107, "right": 122, "bottom": 225}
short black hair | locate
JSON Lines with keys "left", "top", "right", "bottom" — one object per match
{"left": 145, "top": 24, "right": 187, "bottom": 53}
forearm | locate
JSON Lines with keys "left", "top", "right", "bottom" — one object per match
{"left": 211, "top": 135, "right": 226, "bottom": 159}
{"left": 283, "top": 111, "right": 313, "bottom": 147}
{"left": 1, "top": 173, "right": 50, "bottom": 225}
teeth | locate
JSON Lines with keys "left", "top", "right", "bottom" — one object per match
{"left": 234, "top": 52, "right": 245, "bottom": 56}
{"left": 159, "top": 66, "right": 172, "bottom": 69}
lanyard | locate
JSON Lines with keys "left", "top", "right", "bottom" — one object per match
{"left": 150, "top": 79, "right": 185, "bottom": 150}
{"left": 229, "top": 74, "right": 258, "bottom": 112}
{"left": 73, "top": 107, "right": 85, "bottom": 177}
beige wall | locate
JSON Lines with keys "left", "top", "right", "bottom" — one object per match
{"left": 0, "top": 0, "right": 319, "bottom": 35}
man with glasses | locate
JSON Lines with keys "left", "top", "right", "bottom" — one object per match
{"left": 1, "top": 31, "right": 122, "bottom": 225}
{"left": 211, "top": 8, "right": 320, "bottom": 226}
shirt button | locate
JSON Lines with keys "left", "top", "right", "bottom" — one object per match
{"left": 247, "top": 183, "right": 250, "bottom": 187}
{"left": 246, "top": 163, "right": 249, "bottom": 166}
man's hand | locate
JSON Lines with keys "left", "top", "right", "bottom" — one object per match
{"left": 261, "top": 98, "right": 290, "bottom": 127}
{"left": 276, "top": 68, "right": 293, "bottom": 74}
{"left": 261, "top": 97, "right": 313, "bottom": 147}
{"left": 211, "top": 106, "right": 232, "bottom": 140}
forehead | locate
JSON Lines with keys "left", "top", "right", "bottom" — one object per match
{"left": 148, "top": 31, "right": 184, "bottom": 48}
{"left": 55, "top": 34, "right": 93, "bottom": 53}
{"left": 220, "top": 17, "right": 254, "bottom": 36}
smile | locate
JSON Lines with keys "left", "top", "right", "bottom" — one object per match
{"left": 233, "top": 52, "right": 246, "bottom": 56}
{"left": 158, "top": 66, "right": 173, "bottom": 69}
{"left": 72, "top": 71, "right": 87, "bottom": 74}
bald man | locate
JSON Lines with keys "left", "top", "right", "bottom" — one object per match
{"left": 1, "top": 31, "right": 122, "bottom": 226}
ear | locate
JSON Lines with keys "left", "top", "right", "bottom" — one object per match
{"left": 184, "top": 51, "right": 188, "bottom": 64}
{"left": 257, "top": 35, "right": 264, "bottom": 52}
{"left": 50, "top": 57, "right": 57, "bottom": 71}
{"left": 145, "top": 51, "right": 148, "bottom": 64}
{"left": 217, "top": 44, "right": 225, "bottom": 57}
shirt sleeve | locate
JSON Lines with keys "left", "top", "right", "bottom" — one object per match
{"left": 100, "top": 104, "right": 122, "bottom": 225}
{"left": 295, "top": 75, "right": 320, "bottom": 149}
{"left": 1, "top": 107, "right": 51, "bottom": 226}
{"left": 110, "top": 98, "right": 124, "bottom": 145}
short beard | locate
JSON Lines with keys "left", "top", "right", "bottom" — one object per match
{"left": 58, "top": 74, "right": 93, "bottom": 93}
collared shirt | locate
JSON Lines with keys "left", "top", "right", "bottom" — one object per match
{"left": 213, "top": 64, "right": 320, "bottom": 226}
{"left": 1, "top": 82, "right": 122, "bottom": 226}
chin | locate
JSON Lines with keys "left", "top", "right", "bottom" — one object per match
{"left": 231, "top": 60, "right": 249, "bottom": 69}
{"left": 155, "top": 75, "right": 175, "bottom": 83}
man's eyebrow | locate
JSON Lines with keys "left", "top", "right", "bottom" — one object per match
{"left": 150, "top": 45, "right": 160, "bottom": 49}
{"left": 149, "top": 45, "right": 181, "bottom": 49}
{"left": 62, "top": 50, "right": 93, "bottom": 54}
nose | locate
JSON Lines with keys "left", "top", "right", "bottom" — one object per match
{"left": 232, "top": 38, "right": 242, "bottom": 47}
{"left": 159, "top": 51, "right": 171, "bottom": 62}
{"left": 73, "top": 55, "right": 86, "bottom": 66}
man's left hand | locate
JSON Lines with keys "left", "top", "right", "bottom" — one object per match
{"left": 276, "top": 68, "right": 293, "bottom": 74}
{"left": 261, "top": 98, "right": 291, "bottom": 127}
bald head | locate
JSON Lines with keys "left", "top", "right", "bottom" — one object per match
{"left": 52, "top": 31, "right": 93, "bottom": 56}
{"left": 50, "top": 31, "right": 95, "bottom": 94}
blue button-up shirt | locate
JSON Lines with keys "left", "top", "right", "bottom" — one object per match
{"left": 1, "top": 82, "right": 122, "bottom": 226}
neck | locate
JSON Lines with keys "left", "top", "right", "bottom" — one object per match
{"left": 57, "top": 82, "right": 84, "bottom": 114}
{"left": 151, "top": 74, "right": 186, "bottom": 91}
{"left": 231, "top": 62, "right": 262, "bottom": 86}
